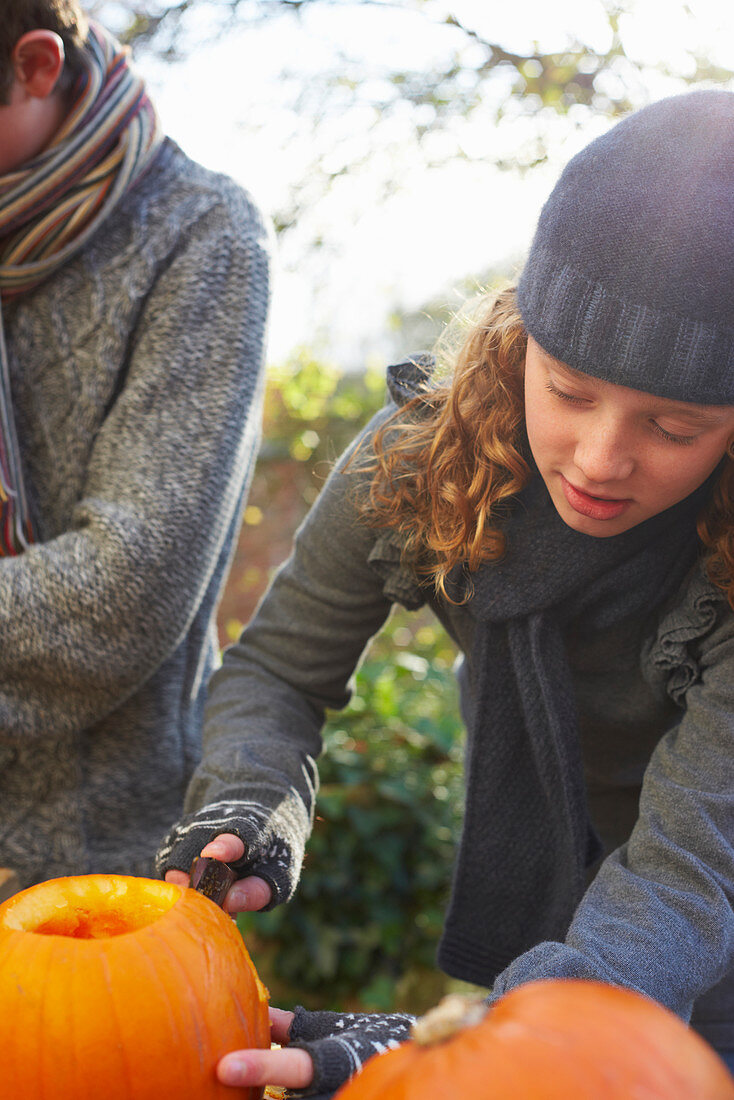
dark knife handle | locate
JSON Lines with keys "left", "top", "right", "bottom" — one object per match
{"left": 189, "top": 856, "right": 237, "bottom": 908}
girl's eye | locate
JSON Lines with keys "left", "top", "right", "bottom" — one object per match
{"left": 545, "top": 380, "right": 588, "bottom": 405}
{"left": 545, "top": 377, "right": 699, "bottom": 445}
{"left": 650, "top": 421, "right": 697, "bottom": 446}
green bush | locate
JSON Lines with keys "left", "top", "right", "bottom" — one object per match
{"left": 261, "top": 348, "right": 388, "bottom": 471}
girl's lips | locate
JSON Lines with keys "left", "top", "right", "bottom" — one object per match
{"left": 560, "top": 475, "right": 631, "bottom": 520}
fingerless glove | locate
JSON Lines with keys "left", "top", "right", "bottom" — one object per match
{"left": 154, "top": 798, "right": 302, "bottom": 909}
{"left": 287, "top": 1006, "right": 416, "bottom": 1096}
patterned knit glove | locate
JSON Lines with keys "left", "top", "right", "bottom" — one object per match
{"left": 154, "top": 799, "right": 302, "bottom": 909}
{"left": 286, "top": 1006, "right": 416, "bottom": 1097}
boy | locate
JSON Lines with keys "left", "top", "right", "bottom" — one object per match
{"left": 0, "top": 2, "right": 271, "bottom": 888}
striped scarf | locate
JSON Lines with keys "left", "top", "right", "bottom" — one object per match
{"left": 0, "top": 21, "right": 164, "bottom": 554}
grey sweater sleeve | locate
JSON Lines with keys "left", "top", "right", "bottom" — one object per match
{"left": 156, "top": 411, "right": 403, "bottom": 897}
{"left": 490, "top": 589, "right": 734, "bottom": 1022}
{"left": 0, "top": 198, "right": 270, "bottom": 739}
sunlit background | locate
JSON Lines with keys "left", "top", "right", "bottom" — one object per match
{"left": 91, "top": 0, "right": 734, "bottom": 368}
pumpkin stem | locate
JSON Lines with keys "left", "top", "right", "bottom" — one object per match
{"left": 411, "top": 993, "right": 489, "bottom": 1046}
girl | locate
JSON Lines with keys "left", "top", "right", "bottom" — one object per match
{"left": 159, "top": 90, "right": 734, "bottom": 1094}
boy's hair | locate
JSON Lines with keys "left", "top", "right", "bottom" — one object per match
{"left": 0, "top": 1, "right": 89, "bottom": 103}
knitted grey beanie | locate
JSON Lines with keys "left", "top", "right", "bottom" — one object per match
{"left": 517, "top": 90, "right": 734, "bottom": 405}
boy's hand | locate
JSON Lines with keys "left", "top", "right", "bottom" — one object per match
{"left": 164, "top": 832, "right": 273, "bottom": 913}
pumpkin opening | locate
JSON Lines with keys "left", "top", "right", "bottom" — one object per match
{"left": 0, "top": 875, "right": 183, "bottom": 938}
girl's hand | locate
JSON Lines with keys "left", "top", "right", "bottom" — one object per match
{"left": 164, "top": 832, "right": 273, "bottom": 913}
{"left": 217, "top": 1005, "right": 417, "bottom": 1095}
{"left": 218, "top": 1009, "right": 314, "bottom": 1090}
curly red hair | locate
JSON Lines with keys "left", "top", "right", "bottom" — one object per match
{"left": 357, "top": 285, "right": 734, "bottom": 608}
{"left": 697, "top": 456, "right": 734, "bottom": 606}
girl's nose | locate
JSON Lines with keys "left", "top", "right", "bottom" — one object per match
{"left": 574, "top": 420, "right": 635, "bottom": 485}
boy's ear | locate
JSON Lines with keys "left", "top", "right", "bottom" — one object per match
{"left": 11, "top": 30, "right": 66, "bottom": 99}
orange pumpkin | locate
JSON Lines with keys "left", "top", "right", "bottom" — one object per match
{"left": 0, "top": 874, "right": 270, "bottom": 1099}
{"left": 334, "top": 980, "right": 734, "bottom": 1099}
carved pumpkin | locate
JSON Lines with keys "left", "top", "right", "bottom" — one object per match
{"left": 0, "top": 874, "right": 270, "bottom": 1099}
{"left": 334, "top": 981, "right": 734, "bottom": 1099}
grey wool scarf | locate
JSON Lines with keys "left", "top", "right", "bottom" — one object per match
{"left": 386, "top": 358, "right": 714, "bottom": 986}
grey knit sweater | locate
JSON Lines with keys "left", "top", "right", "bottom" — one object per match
{"left": 0, "top": 138, "right": 271, "bottom": 887}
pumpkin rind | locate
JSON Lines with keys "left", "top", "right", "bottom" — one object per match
{"left": 333, "top": 980, "right": 734, "bottom": 1099}
{"left": 0, "top": 874, "right": 270, "bottom": 1099}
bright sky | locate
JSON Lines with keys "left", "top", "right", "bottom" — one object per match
{"left": 105, "top": 0, "right": 734, "bottom": 368}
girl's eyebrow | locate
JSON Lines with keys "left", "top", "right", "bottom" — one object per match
{"left": 543, "top": 353, "right": 727, "bottom": 424}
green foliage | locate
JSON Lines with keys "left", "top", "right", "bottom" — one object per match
{"left": 222, "top": 353, "right": 392, "bottom": 639}
{"left": 238, "top": 606, "right": 466, "bottom": 1014}
{"left": 262, "top": 348, "right": 387, "bottom": 465}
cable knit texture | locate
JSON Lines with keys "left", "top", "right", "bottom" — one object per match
{"left": 0, "top": 138, "right": 271, "bottom": 887}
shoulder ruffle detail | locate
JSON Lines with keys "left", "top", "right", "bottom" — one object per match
{"left": 367, "top": 529, "right": 427, "bottom": 610}
{"left": 362, "top": 354, "right": 437, "bottom": 609}
{"left": 386, "top": 354, "right": 435, "bottom": 407}
{"left": 644, "top": 562, "right": 727, "bottom": 703}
